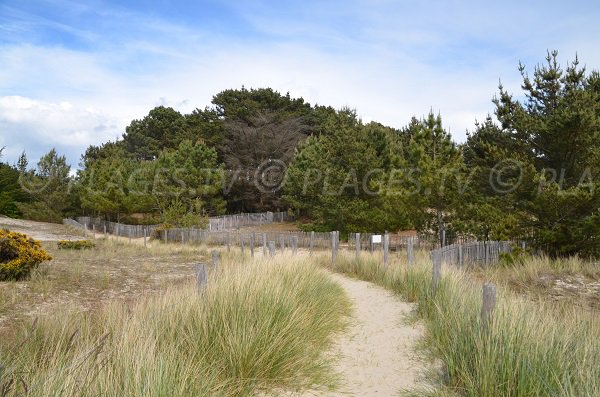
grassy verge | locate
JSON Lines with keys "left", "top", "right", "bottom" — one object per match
{"left": 317, "top": 251, "right": 600, "bottom": 396}
{"left": 470, "top": 255, "right": 600, "bottom": 311}
{"left": 0, "top": 254, "right": 350, "bottom": 396}
{"left": 0, "top": 238, "right": 215, "bottom": 323}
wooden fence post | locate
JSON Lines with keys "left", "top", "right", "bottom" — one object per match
{"left": 263, "top": 233, "right": 267, "bottom": 256}
{"left": 355, "top": 233, "right": 360, "bottom": 259}
{"left": 104, "top": 224, "right": 107, "bottom": 239}
{"left": 129, "top": 229, "right": 132, "bottom": 245}
{"left": 211, "top": 250, "right": 220, "bottom": 270}
{"left": 164, "top": 229, "right": 167, "bottom": 244}
{"left": 226, "top": 231, "right": 230, "bottom": 252}
{"left": 291, "top": 236, "right": 298, "bottom": 255}
{"left": 279, "top": 234, "right": 285, "bottom": 253}
{"left": 144, "top": 228, "right": 147, "bottom": 248}
{"left": 84, "top": 223, "right": 88, "bottom": 237}
{"left": 383, "top": 232, "right": 389, "bottom": 267}
{"left": 458, "top": 244, "right": 463, "bottom": 267}
{"left": 369, "top": 235, "right": 374, "bottom": 255}
{"left": 268, "top": 241, "right": 276, "bottom": 257}
{"left": 250, "top": 233, "right": 255, "bottom": 258}
{"left": 241, "top": 236, "right": 245, "bottom": 254}
{"left": 407, "top": 237, "right": 414, "bottom": 266}
{"left": 331, "top": 231, "right": 338, "bottom": 264}
{"left": 484, "top": 241, "right": 489, "bottom": 266}
{"left": 92, "top": 224, "right": 96, "bottom": 240}
{"left": 432, "top": 253, "right": 442, "bottom": 294}
{"left": 310, "top": 231, "right": 315, "bottom": 256}
{"left": 481, "top": 283, "right": 497, "bottom": 328}
{"left": 181, "top": 230, "right": 185, "bottom": 245}
{"left": 196, "top": 263, "right": 208, "bottom": 293}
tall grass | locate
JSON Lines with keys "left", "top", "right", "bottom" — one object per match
{"left": 317, "top": 251, "right": 600, "bottom": 396}
{"left": 0, "top": 256, "right": 350, "bottom": 396}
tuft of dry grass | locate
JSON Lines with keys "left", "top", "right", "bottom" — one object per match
{"left": 470, "top": 255, "right": 600, "bottom": 311}
{"left": 0, "top": 254, "right": 350, "bottom": 396}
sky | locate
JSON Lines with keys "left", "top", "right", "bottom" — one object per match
{"left": 1, "top": 0, "right": 600, "bottom": 168}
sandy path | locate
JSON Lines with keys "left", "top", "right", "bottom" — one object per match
{"left": 306, "top": 273, "right": 426, "bottom": 396}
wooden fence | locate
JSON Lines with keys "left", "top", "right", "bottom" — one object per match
{"left": 64, "top": 217, "right": 514, "bottom": 268}
{"left": 73, "top": 211, "right": 293, "bottom": 239}
{"left": 430, "top": 241, "right": 512, "bottom": 267}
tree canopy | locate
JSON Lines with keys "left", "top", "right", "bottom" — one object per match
{"left": 6, "top": 53, "right": 600, "bottom": 257}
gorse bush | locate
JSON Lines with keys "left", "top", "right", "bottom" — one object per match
{"left": 0, "top": 229, "right": 52, "bottom": 281}
{"left": 57, "top": 240, "right": 95, "bottom": 250}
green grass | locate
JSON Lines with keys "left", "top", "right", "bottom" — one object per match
{"left": 0, "top": 255, "right": 350, "bottom": 396}
{"left": 317, "top": 251, "right": 600, "bottom": 396}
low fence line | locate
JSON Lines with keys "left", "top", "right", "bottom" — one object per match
{"left": 63, "top": 218, "right": 515, "bottom": 269}
{"left": 430, "top": 241, "right": 512, "bottom": 267}
{"left": 72, "top": 211, "right": 294, "bottom": 238}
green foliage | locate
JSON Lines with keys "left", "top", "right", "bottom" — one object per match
{"left": 57, "top": 240, "right": 95, "bottom": 250}
{"left": 17, "top": 149, "right": 73, "bottom": 222}
{"left": 212, "top": 87, "right": 312, "bottom": 121}
{"left": 122, "top": 106, "right": 196, "bottom": 161}
{"left": 394, "top": 113, "right": 464, "bottom": 241}
{"left": 78, "top": 144, "right": 154, "bottom": 219}
{"left": 0, "top": 229, "right": 52, "bottom": 281}
{"left": 0, "top": 162, "right": 28, "bottom": 218}
{"left": 153, "top": 139, "right": 226, "bottom": 220}
{"left": 284, "top": 109, "right": 409, "bottom": 233}
{"left": 465, "top": 51, "right": 600, "bottom": 256}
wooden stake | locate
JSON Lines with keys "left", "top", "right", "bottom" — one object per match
{"left": 481, "top": 283, "right": 497, "bottom": 328}
{"left": 268, "top": 241, "right": 276, "bottom": 257}
{"left": 196, "top": 263, "right": 208, "bottom": 293}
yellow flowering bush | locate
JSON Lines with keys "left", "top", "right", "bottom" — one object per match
{"left": 0, "top": 229, "right": 52, "bottom": 281}
{"left": 57, "top": 240, "right": 95, "bottom": 250}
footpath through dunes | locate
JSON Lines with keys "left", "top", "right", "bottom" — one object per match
{"left": 299, "top": 272, "right": 428, "bottom": 397}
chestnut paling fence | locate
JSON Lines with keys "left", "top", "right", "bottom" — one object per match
{"left": 65, "top": 216, "right": 514, "bottom": 268}
{"left": 69, "top": 211, "right": 293, "bottom": 239}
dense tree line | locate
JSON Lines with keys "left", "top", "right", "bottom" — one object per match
{"left": 2, "top": 52, "right": 600, "bottom": 257}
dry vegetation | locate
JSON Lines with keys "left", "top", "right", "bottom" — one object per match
{"left": 470, "top": 255, "right": 600, "bottom": 311}
{"left": 317, "top": 250, "right": 600, "bottom": 396}
{"left": 0, "top": 239, "right": 207, "bottom": 329}
{"left": 0, "top": 238, "right": 350, "bottom": 396}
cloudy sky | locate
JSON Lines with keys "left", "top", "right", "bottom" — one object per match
{"left": 1, "top": 0, "right": 599, "bottom": 168}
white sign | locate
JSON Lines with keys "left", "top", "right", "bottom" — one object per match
{"left": 372, "top": 235, "right": 382, "bottom": 244}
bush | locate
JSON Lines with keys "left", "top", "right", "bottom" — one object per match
{"left": 0, "top": 229, "right": 52, "bottom": 281}
{"left": 57, "top": 240, "right": 95, "bottom": 250}
{"left": 150, "top": 224, "right": 171, "bottom": 241}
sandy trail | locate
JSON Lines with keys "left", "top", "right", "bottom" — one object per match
{"left": 305, "top": 272, "right": 426, "bottom": 396}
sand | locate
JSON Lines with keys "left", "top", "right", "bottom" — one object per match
{"left": 303, "top": 272, "right": 427, "bottom": 396}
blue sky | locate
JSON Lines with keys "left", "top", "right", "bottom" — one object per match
{"left": 1, "top": 0, "right": 600, "bottom": 168}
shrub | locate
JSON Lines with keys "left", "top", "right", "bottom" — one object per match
{"left": 0, "top": 229, "right": 52, "bottom": 281}
{"left": 57, "top": 240, "right": 95, "bottom": 250}
{"left": 150, "top": 224, "right": 171, "bottom": 241}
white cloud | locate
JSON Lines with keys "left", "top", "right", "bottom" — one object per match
{"left": 0, "top": 95, "right": 122, "bottom": 166}
{"left": 1, "top": 0, "right": 599, "bottom": 168}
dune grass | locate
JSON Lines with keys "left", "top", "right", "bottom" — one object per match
{"left": 317, "top": 251, "right": 600, "bottom": 396}
{"left": 470, "top": 254, "right": 600, "bottom": 310}
{"left": 0, "top": 254, "right": 350, "bottom": 396}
